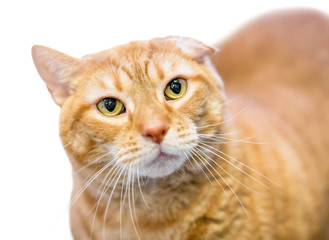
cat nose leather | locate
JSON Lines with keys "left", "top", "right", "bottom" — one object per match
{"left": 142, "top": 120, "right": 169, "bottom": 144}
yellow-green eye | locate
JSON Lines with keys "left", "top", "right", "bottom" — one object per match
{"left": 97, "top": 98, "right": 125, "bottom": 116}
{"left": 164, "top": 78, "right": 187, "bottom": 100}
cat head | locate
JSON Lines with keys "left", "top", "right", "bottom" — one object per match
{"left": 32, "top": 36, "right": 225, "bottom": 178}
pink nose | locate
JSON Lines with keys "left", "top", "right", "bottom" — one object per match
{"left": 142, "top": 121, "right": 169, "bottom": 144}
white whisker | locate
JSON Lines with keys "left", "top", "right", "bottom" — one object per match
{"left": 190, "top": 149, "right": 228, "bottom": 199}
{"left": 199, "top": 135, "right": 268, "bottom": 145}
{"left": 73, "top": 149, "right": 116, "bottom": 174}
{"left": 191, "top": 148, "right": 248, "bottom": 215}
{"left": 131, "top": 167, "right": 138, "bottom": 222}
{"left": 90, "top": 165, "right": 121, "bottom": 240}
{"left": 137, "top": 167, "right": 149, "bottom": 208}
{"left": 128, "top": 165, "right": 142, "bottom": 240}
{"left": 119, "top": 169, "right": 129, "bottom": 240}
{"left": 197, "top": 102, "right": 252, "bottom": 130}
{"left": 101, "top": 166, "right": 126, "bottom": 239}
{"left": 200, "top": 131, "right": 241, "bottom": 136}
{"left": 196, "top": 148, "right": 265, "bottom": 196}
{"left": 184, "top": 151, "right": 213, "bottom": 185}
{"left": 70, "top": 156, "right": 117, "bottom": 208}
{"left": 198, "top": 142, "right": 282, "bottom": 189}
{"left": 197, "top": 143, "right": 270, "bottom": 189}
{"left": 62, "top": 142, "right": 72, "bottom": 148}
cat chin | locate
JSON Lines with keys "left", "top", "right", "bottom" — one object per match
{"left": 137, "top": 154, "right": 186, "bottom": 178}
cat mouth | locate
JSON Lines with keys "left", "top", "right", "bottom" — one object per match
{"left": 144, "top": 151, "right": 177, "bottom": 168}
{"left": 137, "top": 149, "right": 186, "bottom": 178}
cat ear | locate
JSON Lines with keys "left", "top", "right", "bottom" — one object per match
{"left": 151, "top": 36, "right": 218, "bottom": 63}
{"left": 32, "top": 45, "right": 82, "bottom": 106}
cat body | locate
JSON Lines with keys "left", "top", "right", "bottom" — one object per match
{"left": 32, "top": 9, "right": 329, "bottom": 240}
{"left": 212, "top": 9, "right": 329, "bottom": 239}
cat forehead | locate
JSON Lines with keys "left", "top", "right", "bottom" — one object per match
{"left": 109, "top": 42, "right": 197, "bottom": 79}
{"left": 83, "top": 52, "right": 198, "bottom": 101}
{"left": 84, "top": 39, "right": 198, "bottom": 81}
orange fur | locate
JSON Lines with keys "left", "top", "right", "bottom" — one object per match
{"left": 32, "top": 9, "right": 329, "bottom": 240}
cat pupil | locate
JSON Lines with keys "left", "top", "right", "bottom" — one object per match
{"left": 104, "top": 98, "right": 116, "bottom": 112}
{"left": 170, "top": 79, "right": 181, "bottom": 94}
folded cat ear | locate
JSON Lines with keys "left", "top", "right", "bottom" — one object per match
{"left": 32, "top": 45, "right": 82, "bottom": 106}
{"left": 151, "top": 36, "right": 218, "bottom": 63}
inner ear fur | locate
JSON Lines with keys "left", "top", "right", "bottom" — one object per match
{"left": 31, "top": 45, "right": 82, "bottom": 106}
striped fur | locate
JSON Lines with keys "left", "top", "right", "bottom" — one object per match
{"left": 32, "top": 9, "right": 329, "bottom": 240}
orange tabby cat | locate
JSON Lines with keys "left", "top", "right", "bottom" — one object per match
{"left": 32, "top": 9, "right": 329, "bottom": 240}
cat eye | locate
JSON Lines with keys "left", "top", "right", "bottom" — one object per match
{"left": 164, "top": 78, "right": 187, "bottom": 100}
{"left": 97, "top": 98, "right": 126, "bottom": 116}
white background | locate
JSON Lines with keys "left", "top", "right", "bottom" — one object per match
{"left": 1, "top": 0, "right": 328, "bottom": 239}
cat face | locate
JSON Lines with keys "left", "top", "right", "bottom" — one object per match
{"left": 32, "top": 37, "right": 225, "bottom": 178}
